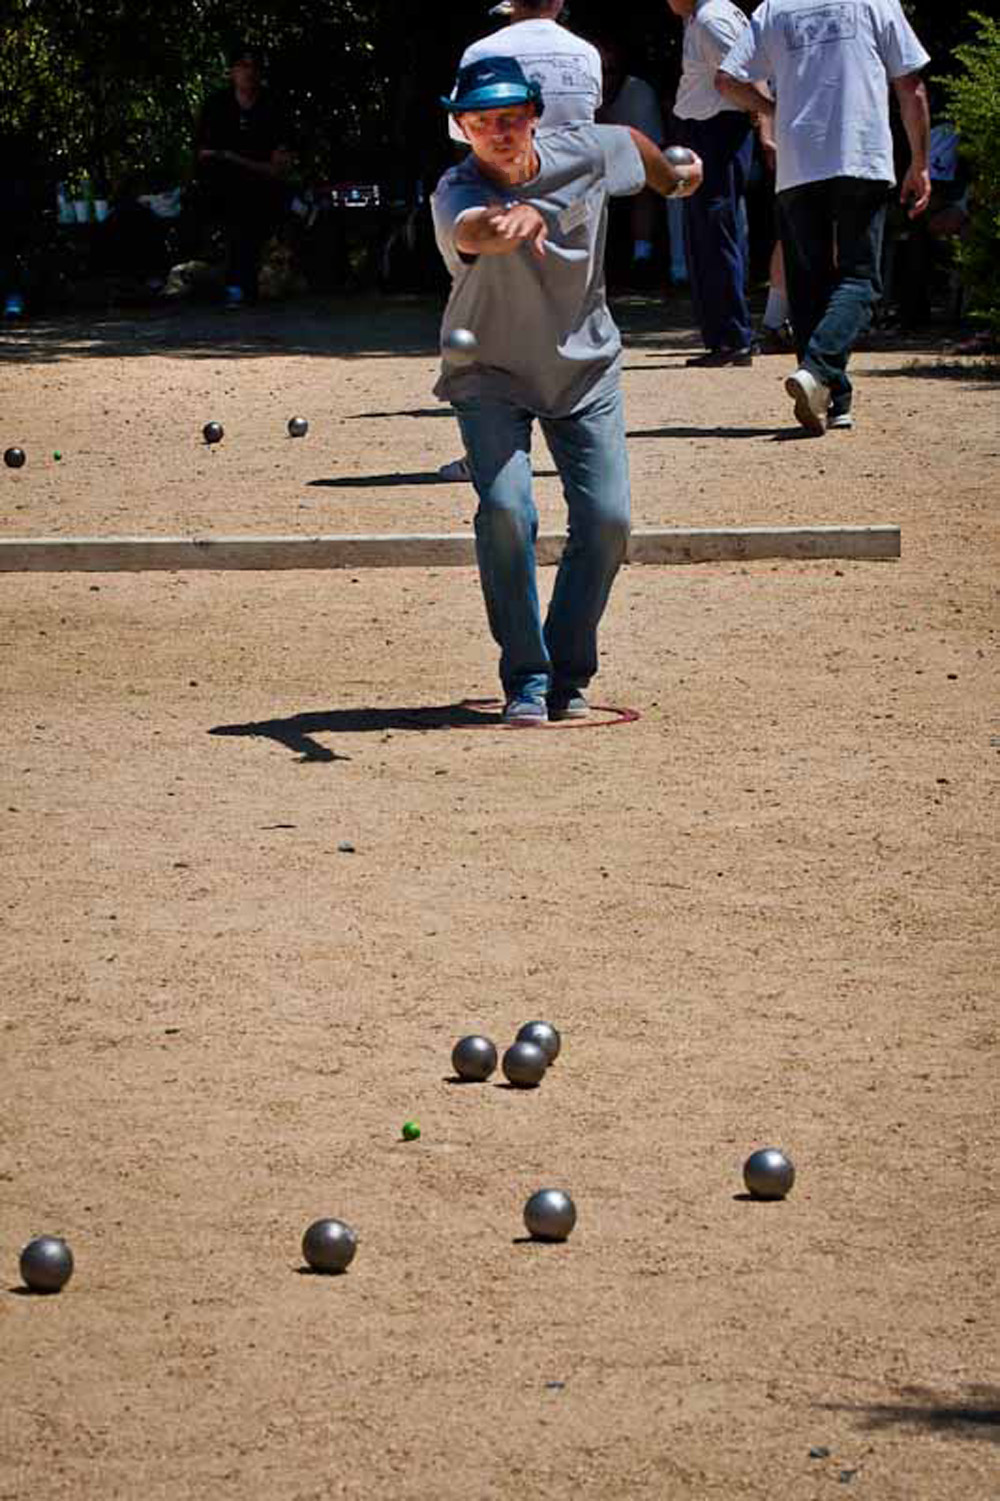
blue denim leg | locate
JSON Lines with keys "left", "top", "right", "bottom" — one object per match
{"left": 675, "top": 112, "right": 754, "bottom": 351}
{"left": 778, "top": 177, "right": 888, "bottom": 406}
{"left": 454, "top": 397, "right": 550, "bottom": 701}
{"left": 539, "top": 378, "right": 631, "bottom": 691}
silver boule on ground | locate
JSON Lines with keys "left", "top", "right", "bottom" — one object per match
{"left": 743, "top": 1147, "right": 796, "bottom": 1200}
{"left": 19, "top": 1235, "right": 74, "bottom": 1293}
{"left": 523, "top": 1189, "right": 577, "bottom": 1242}
{"left": 301, "top": 1218, "right": 358, "bottom": 1274}
{"left": 515, "top": 1019, "right": 561, "bottom": 1063}
{"left": 451, "top": 1034, "right": 498, "bottom": 1081}
{"left": 287, "top": 416, "right": 309, "bottom": 438}
{"left": 501, "top": 1039, "right": 548, "bottom": 1088}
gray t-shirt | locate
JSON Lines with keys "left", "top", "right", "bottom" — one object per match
{"left": 432, "top": 124, "right": 645, "bottom": 418}
{"left": 721, "top": 0, "right": 930, "bottom": 193}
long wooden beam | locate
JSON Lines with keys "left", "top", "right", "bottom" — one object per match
{"left": 0, "top": 526, "right": 899, "bottom": 574}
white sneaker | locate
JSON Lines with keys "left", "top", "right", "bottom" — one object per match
{"left": 785, "top": 367, "right": 830, "bottom": 435}
{"left": 827, "top": 410, "right": 854, "bottom": 430}
{"left": 438, "top": 457, "right": 472, "bottom": 482}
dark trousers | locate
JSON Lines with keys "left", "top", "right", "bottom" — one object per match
{"left": 776, "top": 176, "right": 888, "bottom": 407}
{"left": 674, "top": 111, "right": 753, "bottom": 352}
{"left": 223, "top": 200, "right": 279, "bottom": 303}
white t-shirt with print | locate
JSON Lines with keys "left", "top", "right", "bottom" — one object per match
{"left": 674, "top": 0, "right": 750, "bottom": 121}
{"left": 448, "top": 18, "right": 602, "bottom": 142}
{"left": 721, "top": 0, "right": 930, "bottom": 192}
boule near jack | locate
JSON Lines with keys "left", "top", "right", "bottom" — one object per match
{"left": 452, "top": 1034, "right": 498, "bottom": 1081}
{"left": 515, "top": 1020, "right": 561, "bottom": 1064}
{"left": 502, "top": 1039, "right": 547, "bottom": 1088}
{"left": 301, "top": 1218, "right": 358, "bottom": 1274}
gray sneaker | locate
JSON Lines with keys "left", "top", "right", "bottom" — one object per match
{"left": 547, "top": 688, "right": 589, "bottom": 721}
{"left": 503, "top": 696, "right": 548, "bottom": 725}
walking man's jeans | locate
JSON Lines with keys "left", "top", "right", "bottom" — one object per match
{"left": 453, "top": 377, "right": 631, "bottom": 704}
{"left": 674, "top": 111, "right": 754, "bottom": 353}
{"left": 777, "top": 176, "right": 889, "bottom": 407}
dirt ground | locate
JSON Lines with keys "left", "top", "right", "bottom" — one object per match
{"left": 1, "top": 296, "right": 998, "bottom": 1500}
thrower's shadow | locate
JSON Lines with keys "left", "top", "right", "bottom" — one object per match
{"left": 209, "top": 700, "right": 502, "bottom": 762}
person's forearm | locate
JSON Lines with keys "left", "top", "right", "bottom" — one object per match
{"left": 454, "top": 207, "right": 523, "bottom": 257}
{"left": 893, "top": 73, "right": 930, "bottom": 170}
{"left": 627, "top": 128, "right": 700, "bottom": 198}
{"left": 714, "top": 70, "right": 774, "bottom": 117}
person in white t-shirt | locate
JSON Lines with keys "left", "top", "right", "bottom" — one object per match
{"left": 668, "top": 0, "right": 757, "bottom": 367}
{"left": 440, "top": 0, "right": 603, "bottom": 481}
{"left": 717, "top": 0, "right": 930, "bottom": 433}
{"left": 448, "top": 0, "right": 602, "bottom": 143}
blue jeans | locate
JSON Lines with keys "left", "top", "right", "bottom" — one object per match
{"left": 674, "top": 112, "right": 754, "bottom": 352}
{"left": 776, "top": 177, "right": 889, "bottom": 407}
{"left": 454, "top": 378, "right": 631, "bottom": 702}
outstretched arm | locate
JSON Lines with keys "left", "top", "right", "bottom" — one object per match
{"left": 455, "top": 203, "right": 549, "bottom": 259}
{"left": 627, "top": 128, "right": 703, "bottom": 199}
{"left": 892, "top": 72, "right": 931, "bottom": 217}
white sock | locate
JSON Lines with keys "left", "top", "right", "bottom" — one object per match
{"left": 764, "top": 287, "right": 789, "bottom": 328}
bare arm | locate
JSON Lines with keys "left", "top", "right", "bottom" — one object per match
{"left": 892, "top": 72, "right": 931, "bottom": 217}
{"left": 455, "top": 204, "right": 549, "bottom": 259}
{"left": 714, "top": 70, "right": 774, "bottom": 118}
{"left": 627, "top": 128, "right": 703, "bottom": 199}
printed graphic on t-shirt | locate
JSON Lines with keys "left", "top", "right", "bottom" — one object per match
{"left": 520, "top": 52, "right": 599, "bottom": 98}
{"left": 786, "top": 2, "right": 857, "bottom": 50}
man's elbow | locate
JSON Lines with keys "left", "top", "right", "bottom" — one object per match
{"left": 892, "top": 70, "right": 927, "bottom": 101}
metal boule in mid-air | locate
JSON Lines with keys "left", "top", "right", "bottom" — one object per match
{"left": 287, "top": 416, "right": 309, "bottom": 438}
{"left": 743, "top": 1147, "right": 796, "bottom": 1200}
{"left": 502, "top": 1040, "right": 547, "bottom": 1088}
{"left": 442, "top": 327, "right": 479, "bottom": 364}
{"left": 202, "top": 421, "right": 224, "bottom": 445}
{"left": 515, "top": 1020, "right": 561, "bottom": 1064}
{"left": 452, "top": 1034, "right": 498, "bottom": 1081}
{"left": 19, "top": 1235, "right": 74, "bottom": 1293}
{"left": 523, "top": 1189, "right": 576, "bottom": 1242}
{"left": 301, "top": 1218, "right": 358, "bottom": 1274}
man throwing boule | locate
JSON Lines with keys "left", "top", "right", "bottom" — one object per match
{"left": 432, "top": 57, "right": 701, "bottom": 723}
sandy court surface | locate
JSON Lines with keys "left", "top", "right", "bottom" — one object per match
{"left": 1, "top": 299, "right": 998, "bottom": 1499}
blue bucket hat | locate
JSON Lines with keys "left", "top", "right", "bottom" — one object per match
{"left": 441, "top": 56, "right": 544, "bottom": 115}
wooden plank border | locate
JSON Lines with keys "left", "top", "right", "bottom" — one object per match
{"left": 0, "top": 526, "right": 900, "bottom": 574}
